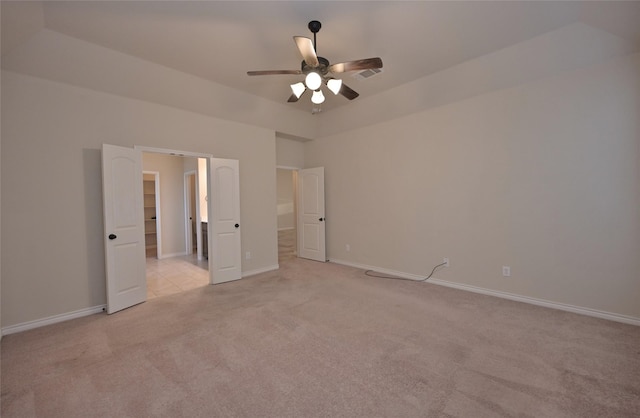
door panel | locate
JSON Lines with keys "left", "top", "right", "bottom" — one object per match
{"left": 297, "top": 167, "right": 326, "bottom": 262}
{"left": 102, "top": 144, "right": 147, "bottom": 314}
{"left": 209, "top": 158, "right": 242, "bottom": 283}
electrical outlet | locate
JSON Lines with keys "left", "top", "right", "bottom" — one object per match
{"left": 502, "top": 266, "right": 511, "bottom": 277}
{"left": 246, "top": 251, "right": 251, "bottom": 260}
{"left": 443, "top": 257, "right": 450, "bottom": 267}
{"left": 346, "top": 244, "right": 351, "bottom": 252}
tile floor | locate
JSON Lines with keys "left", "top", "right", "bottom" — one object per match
{"left": 278, "top": 228, "right": 296, "bottom": 263}
{"left": 146, "top": 254, "right": 209, "bottom": 299}
{"left": 146, "top": 228, "right": 296, "bottom": 300}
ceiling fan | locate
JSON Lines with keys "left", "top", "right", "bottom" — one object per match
{"left": 247, "top": 20, "right": 383, "bottom": 106}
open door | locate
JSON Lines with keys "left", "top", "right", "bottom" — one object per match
{"left": 209, "top": 158, "right": 242, "bottom": 284}
{"left": 102, "top": 144, "right": 147, "bottom": 314}
{"left": 297, "top": 167, "right": 326, "bottom": 262}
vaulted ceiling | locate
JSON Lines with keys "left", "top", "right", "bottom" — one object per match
{"left": 3, "top": 1, "right": 640, "bottom": 139}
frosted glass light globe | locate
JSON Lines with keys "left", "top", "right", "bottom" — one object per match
{"left": 305, "top": 72, "right": 322, "bottom": 90}
{"left": 290, "top": 82, "right": 305, "bottom": 98}
{"left": 311, "top": 89, "right": 325, "bottom": 104}
{"left": 327, "top": 78, "right": 342, "bottom": 95}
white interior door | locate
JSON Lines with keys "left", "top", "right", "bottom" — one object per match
{"left": 102, "top": 144, "right": 147, "bottom": 314}
{"left": 209, "top": 158, "right": 242, "bottom": 284}
{"left": 297, "top": 167, "right": 326, "bottom": 262}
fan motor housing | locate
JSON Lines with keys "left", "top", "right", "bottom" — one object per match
{"left": 301, "top": 56, "right": 330, "bottom": 75}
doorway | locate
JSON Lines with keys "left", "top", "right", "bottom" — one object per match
{"left": 142, "top": 152, "right": 209, "bottom": 299}
{"left": 102, "top": 144, "right": 243, "bottom": 314}
{"left": 277, "top": 168, "right": 298, "bottom": 262}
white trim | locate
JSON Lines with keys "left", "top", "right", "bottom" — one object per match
{"left": 2, "top": 305, "right": 106, "bottom": 336}
{"left": 330, "top": 258, "right": 424, "bottom": 280}
{"left": 330, "top": 258, "right": 640, "bottom": 327}
{"left": 278, "top": 227, "right": 295, "bottom": 231}
{"left": 242, "top": 264, "right": 280, "bottom": 278}
{"left": 427, "top": 278, "right": 640, "bottom": 326}
{"left": 135, "top": 145, "right": 213, "bottom": 159}
{"left": 276, "top": 165, "right": 302, "bottom": 170}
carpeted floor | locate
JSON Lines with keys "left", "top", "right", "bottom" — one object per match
{"left": 2, "top": 257, "right": 639, "bottom": 417}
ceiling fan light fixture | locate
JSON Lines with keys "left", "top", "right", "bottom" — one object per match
{"left": 290, "top": 82, "right": 305, "bottom": 98}
{"left": 311, "top": 89, "right": 325, "bottom": 104}
{"left": 247, "top": 20, "right": 383, "bottom": 107}
{"left": 327, "top": 78, "right": 343, "bottom": 95}
{"left": 305, "top": 72, "right": 322, "bottom": 90}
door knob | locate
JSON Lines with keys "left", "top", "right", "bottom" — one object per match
{"left": 319, "top": 218, "right": 324, "bottom": 222}
{"left": 235, "top": 223, "right": 240, "bottom": 228}
{"left": 108, "top": 234, "right": 117, "bottom": 240}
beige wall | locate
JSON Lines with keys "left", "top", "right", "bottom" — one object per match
{"left": 276, "top": 136, "right": 305, "bottom": 168}
{"left": 2, "top": 28, "right": 319, "bottom": 140}
{"left": 1, "top": 71, "right": 278, "bottom": 327}
{"left": 305, "top": 53, "right": 640, "bottom": 319}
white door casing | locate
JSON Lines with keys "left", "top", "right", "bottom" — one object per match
{"left": 102, "top": 144, "right": 147, "bottom": 314}
{"left": 209, "top": 158, "right": 242, "bottom": 284}
{"left": 297, "top": 167, "right": 326, "bottom": 262}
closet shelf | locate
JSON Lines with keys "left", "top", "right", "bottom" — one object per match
{"left": 143, "top": 177, "right": 158, "bottom": 258}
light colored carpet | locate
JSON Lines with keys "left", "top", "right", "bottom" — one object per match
{"left": 2, "top": 257, "right": 639, "bottom": 417}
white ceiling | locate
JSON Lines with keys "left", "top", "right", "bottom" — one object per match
{"left": 2, "top": 1, "right": 640, "bottom": 136}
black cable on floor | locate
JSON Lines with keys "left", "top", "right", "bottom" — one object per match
{"left": 365, "top": 261, "right": 447, "bottom": 282}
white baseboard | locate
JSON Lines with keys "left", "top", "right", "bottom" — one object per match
{"left": 2, "top": 305, "right": 106, "bottom": 336}
{"left": 207, "top": 265, "right": 279, "bottom": 285}
{"left": 1, "top": 264, "right": 281, "bottom": 335}
{"left": 331, "top": 258, "right": 425, "bottom": 280}
{"left": 427, "top": 278, "right": 640, "bottom": 326}
{"left": 330, "top": 258, "right": 640, "bottom": 327}
{"left": 242, "top": 264, "right": 280, "bottom": 278}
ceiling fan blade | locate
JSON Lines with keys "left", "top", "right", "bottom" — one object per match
{"left": 293, "top": 36, "right": 319, "bottom": 67}
{"left": 247, "top": 70, "right": 302, "bottom": 76}
{"left": 328, "top": 57, "right": 383, "bottom": 74}
{"left": 339, "top": 83, "right": 359, "bottom": 100}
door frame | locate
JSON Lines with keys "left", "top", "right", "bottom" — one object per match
{"left": 136, "top": 146, "right": 214, "bottom": 284}
{"left": 276, "top": 166, "right": 300, "bottom": 256}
